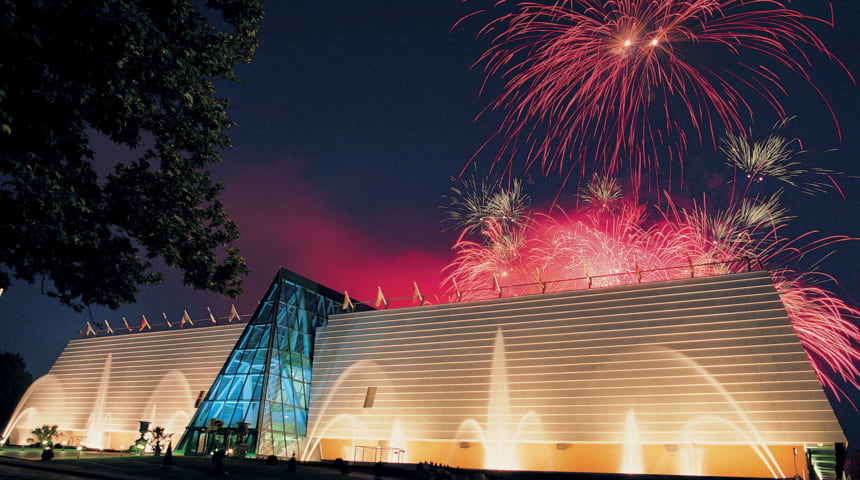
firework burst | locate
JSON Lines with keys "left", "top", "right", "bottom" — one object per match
{"left": 721, "top": 118, "right": 846, "bottom": 196}
{"left": 467, "top": 0, "right": 848, "bottom": 186}
{"left": 443, "top": 175, "right": 530, "bottom": 235}
{"left": 443, "top": 162, "right": 859, "bottom": 402}
{"left": 444, "top": 176, "right": 535, "bottom": 298}
{"left": 578, "top": 174, "right": 623, "bottom": 210}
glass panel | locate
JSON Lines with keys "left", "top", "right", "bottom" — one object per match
{"left": 224, "top": 356, "right": 240, "bottom": 374}
{"left": 235, "top": 350, "right": 251, "bottom": 374}
{"left": 219, "top": 403, "right": 237, "bottom": 426}
{"left": 213, "top": 374, "right": 233, "bottom": 399}
{"left": 208, "top": 376, "right": 225, "bottom": 398}
{"left": 251, "top": 348, "right": 267, "bottom": 374}
{"left": 193, "top": 403, "right": 213, "bottom": 427}
{"left": 293, "top": 350, "right": 302, "bottom": 370}
{"left": 283, "top": 408, "right": 296, "bottom": 434}
{"left": 251, "top": 374, "right": 264, "bottom": 398}
{"left": 281, "top": 379, "right": 296, "bottom": 406}
{"left": 241, "top": 374, "right": 260, "bottom": 399}
{"left": 289, "top": 329, "right": 300, "bottom": 352}
{"left": 295, "top": 384, "right": 306, "bottom": 409}
{"left": 244, "top": 402, "right": 260, "bottom": 428}
{"left": 209, "top": 401, "right": 225, "bottom": 422}
{"left": 226, "top": 376, "right": 244, "bottom": 400}
{"left": 241, "top": 323, "right": 264, "bottom": 349}
{"left": 229, "top": 401, "right": 247, "bottom": 427}
{"left": 295, "top": 409, "right": 307, "bottom": 435}
{"left": 273, "top": 435, "right": 286, "bottom": 457}
{"left": 281, "top": 350, "right": 293, "bottom": 376}
{"left": 267, "top": 373, "right": 283, "bottom": 406}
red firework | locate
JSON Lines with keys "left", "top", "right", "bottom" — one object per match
{"left": 775, "top": 273, "right": 860, "bottom": 404}
{"left": 467, "top": 0, "right": 847, "bottom": 185}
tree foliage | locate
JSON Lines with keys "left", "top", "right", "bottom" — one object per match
{"left": 29, "top": 425, "right": 59, "bottom": 445}
{"left": 0, "top": 0, "right": 263, "bottom": 310}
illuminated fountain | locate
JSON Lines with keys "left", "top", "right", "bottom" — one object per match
{"left": 387, "top": 420, "right": 408, "bottom": 462}
{"left": 2, "top": 374, "right": 66, "bottom": 444}
{"left": 656, "top": 347, "right": 784, "bottom": 478}
{"left": 484, "top": 327, "right": 517, "bottom": 469}
{"left": 307, "top": 414, "right": 365, "bottom": 460}
{"left": 306, "top": 328, "right": 543, "bottom": 469}
{"left": 605, "top": 347, "right": 786, "bottom": 477}
{"left": 302, "top": 360, "right": 389, "bottom": 461}
{"left": 135, "top": 370, "right": 196, "bottom": 438}
{"left": 455, "top": 328, "right": 547, "bottom": 470}
{"left": 622, "top": 408, "right": 643, "bottom": 474}
{"left": 307, "top": 325, "right": 802, "bottom": 476}
{"left": 84, "top": 353, "right": 112, "bottom": 448}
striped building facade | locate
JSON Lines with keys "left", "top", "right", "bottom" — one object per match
{"left": 305, "top": 270, "right": 845, "bottom": 477}
{"left": 2, "top": 324, "right": 245, "bottom": 449}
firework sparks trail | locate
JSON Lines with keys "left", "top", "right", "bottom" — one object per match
{"left": 775, "top": 273, "right": 860, "bottom": 405}
{"left": 466, "top": 0, "right": 849, "bottom": 186}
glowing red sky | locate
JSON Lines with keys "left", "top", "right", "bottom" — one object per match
{"left": 219, "top": 157, "right": 452, "bottom": 307}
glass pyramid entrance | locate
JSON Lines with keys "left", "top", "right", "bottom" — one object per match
{"left": 176, "top": 268, "right": 348, "bottom": 458}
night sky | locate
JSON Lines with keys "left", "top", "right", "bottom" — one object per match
{"left": 2, "top": 0, "right": 859, "bottom": 448}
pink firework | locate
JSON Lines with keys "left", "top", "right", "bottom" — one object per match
{"left": 468, "top": 0, "right": 847, "bottom": 185}
{"left": 446, "top": 216, "right": 536, "bottom": 300}
{"left": 443, "top": 177, "right": 860, "bottom": 401}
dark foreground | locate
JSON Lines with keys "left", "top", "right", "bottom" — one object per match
{"left": 0, "top": 452, "right": 779, "bottom": 480}
{"left": 2, "top": 454, "right": 347, "bottom": 480}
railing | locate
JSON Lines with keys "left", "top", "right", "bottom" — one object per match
{"left": 353, "top": 445, "right": 406, "bottom": 463}
{"left": 78, "top": 311, "right": 248, "bottom": 338}
{"left": 345, "top": 256, "right": 765, "bottom": 311}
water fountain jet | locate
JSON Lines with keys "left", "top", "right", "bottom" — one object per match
{"left": 622, "top": 408, "right": 643, "bottom": 474}
{"left": 84, "top": 353, "right": 112, "bottom": 448}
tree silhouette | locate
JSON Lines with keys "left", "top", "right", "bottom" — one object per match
{"left": 29, "top": 425, "right": 59, "bottom": 446}
{"left": 0, "top": 0, "right": 264, "bottom": 310}
{"left": 0, "top": 352, "right": 32, "bottom": 428}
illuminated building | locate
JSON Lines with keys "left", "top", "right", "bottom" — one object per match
{"left": 2, "top": 268, "right": 848, "bottom": 478}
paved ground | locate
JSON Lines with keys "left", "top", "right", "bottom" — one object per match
{"left": 0, "top": 451, "right": 365, "bottom": 480}
{"left": 0, "top": 449, "right": 781, "bottom": 480}
{"left": 0, "top": 461, "right": 100, "bottom": 480}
